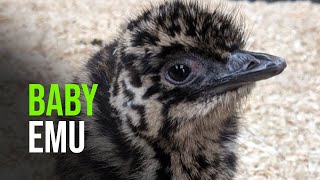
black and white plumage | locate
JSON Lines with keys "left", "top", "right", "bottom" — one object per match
{"left": 56, "top": 1, "right": 286, "bottom": 179}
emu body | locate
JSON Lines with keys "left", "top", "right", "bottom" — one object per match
{"left": 56, "top": 1, "right": 286, "bottom": 179}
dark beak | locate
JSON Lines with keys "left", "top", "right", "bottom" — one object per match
{"left": 226, "top": 50, "right": 287, "bottom": 82}
{"left": 208, "top": 50, "right": 287, "bottom": 94}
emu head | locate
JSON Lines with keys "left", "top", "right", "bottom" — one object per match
{"left": 109, "top": 1, "right": 286, "bottom": 139}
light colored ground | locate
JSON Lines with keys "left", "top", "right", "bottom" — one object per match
{"left": 0, "top": 0, "right": 319, "bottom": 179}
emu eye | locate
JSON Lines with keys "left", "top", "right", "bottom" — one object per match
{"left": 168, "top": 64, "right": 191, "bottom": 82}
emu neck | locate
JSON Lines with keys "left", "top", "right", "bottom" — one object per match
{"left": 153, "top": 113, "right": 239, "bottom": 180}
{"left": 168, "top": 108, "right": 238, "bottom": 149}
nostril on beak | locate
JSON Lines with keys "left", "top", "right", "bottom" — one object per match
{"left": 243, "top": 59, "right": 260, "bottom": 71}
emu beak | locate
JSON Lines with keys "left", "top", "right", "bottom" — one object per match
{"left": 207, "top": 50, "right": 287, "bottom": 95}
{"left": 226, "top": 50, "right": 287, "bottom": 82}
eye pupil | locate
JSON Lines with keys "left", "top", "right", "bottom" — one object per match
{"left": 168, "top": 64, "right": 191, "bottom": 82}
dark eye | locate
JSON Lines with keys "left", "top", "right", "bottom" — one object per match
{"left": 168, "top": 64, "right": 191, "bottom": 82}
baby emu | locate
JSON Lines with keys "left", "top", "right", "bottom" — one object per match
{"left": 56, "top": 1, "right": 286, "bottom": 179}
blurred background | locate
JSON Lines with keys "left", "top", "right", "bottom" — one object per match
{"left": 0, "top": 0, "right": 319, "bottom": 179}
